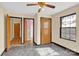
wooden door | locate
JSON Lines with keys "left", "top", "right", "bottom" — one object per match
{"left": 41, "top": 17, "right": 51, "bottom": 44}
{"left": 12, "top": 23, "right": 21, "bottom": 45}
{"left": 7, "top": 15, "right": 11, "bottom": 50}
{"left": 14, "top": 23, "right": 20, "bottom": 38}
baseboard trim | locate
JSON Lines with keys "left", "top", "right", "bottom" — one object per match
{"left": 1, "top": 48, "right": 7, "bottom": 56}
{"left": 52, "top": 42, "right": 79, "bottom": 55}
{"left": 33, "top": 41, "right": 40, "bottom": 46}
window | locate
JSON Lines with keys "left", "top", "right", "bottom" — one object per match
{"left": 60, "top": 13, "right": 76, "bottom": 41}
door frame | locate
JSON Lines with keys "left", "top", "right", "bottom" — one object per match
{"left": 40, "top": 17, "right": 52, "bottom": 44}
{"left": 10, "top": 16, "right": 22, "bottom": 44}
{"left": 24, "top": 18, "right": 34, "bottom": 45}
{"left": 7, "top": 16, "right": 22, "bottom": 50}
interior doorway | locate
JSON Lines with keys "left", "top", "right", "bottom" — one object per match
{"left": 7, "top": 16, "right": 22, "bottom": 50}
{"left": 11, "top": 17, "right": 22, "bottom": 45}
{"left": 24, "top": 18, "right": 34, "bottom": 46}
{"left": 40, "top": 17, "right": 52, "bottom": 45}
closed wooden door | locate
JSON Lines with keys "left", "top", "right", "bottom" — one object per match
{"left": 14, "top": 23, "right": 20, "bottom": 38}
{"left": 41, "top": 17, "right": 51, "bottom": 44}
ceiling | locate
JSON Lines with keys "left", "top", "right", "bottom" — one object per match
{"left": 1, "top": 2, "right": 79, "bottom": 16}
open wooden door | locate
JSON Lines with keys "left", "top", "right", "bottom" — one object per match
{"left": 7, "top": 15, "right": 11, "bottom": 50}
{"left": 41, "top": 17, "right": 51, "bottom": 44}
{"left": 24, "top": 19, "right": 27, "bottom": 45}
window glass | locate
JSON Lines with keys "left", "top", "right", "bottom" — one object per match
{"left": 60, "top": 13, "right": 76, "bottom": 41}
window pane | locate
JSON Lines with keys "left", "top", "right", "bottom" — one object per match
{"left": 65, "top": 28, "right": 70, "bottom": 39}
{"left": 62, "top": 18, "right": 66, "bottom": 27}
{"left": 70, "top": 28, "right": 76, "bottom": 40}
{"left": 61, "top": 28, "right": 66, "bottom": 38}
{"left": 65, "top": 16, "right": 71, "bottom": 27}
{"left": 71, "top": 14, "right": 76, "bottom": 27}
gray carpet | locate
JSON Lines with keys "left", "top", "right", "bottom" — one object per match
{"left": 3, "top": 43, "right": 79, "bottom": 56}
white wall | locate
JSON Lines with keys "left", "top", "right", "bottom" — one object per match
{"left": 0, "top": 4, "right": 8, "bottom": 55}
{"left": 34, "top": 14, "right": 40, "bottom": 45}
{"left": 0, "top": 8, "right": 6, "bottom": 55}
{"left": 52, "top": 4, "right": 79, "bottom": 53}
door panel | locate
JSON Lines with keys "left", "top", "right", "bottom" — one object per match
{"left": 14, "top": 23, "right": 20, "bottom": 38}
{"left": 12, "top": 23, "right": 21, "bottom": 45}
{"left": 41, "top": 17, "right": 51, "bottom": 44}
{"left": 7, "top": 15, "right": 11, "bottom": 50}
